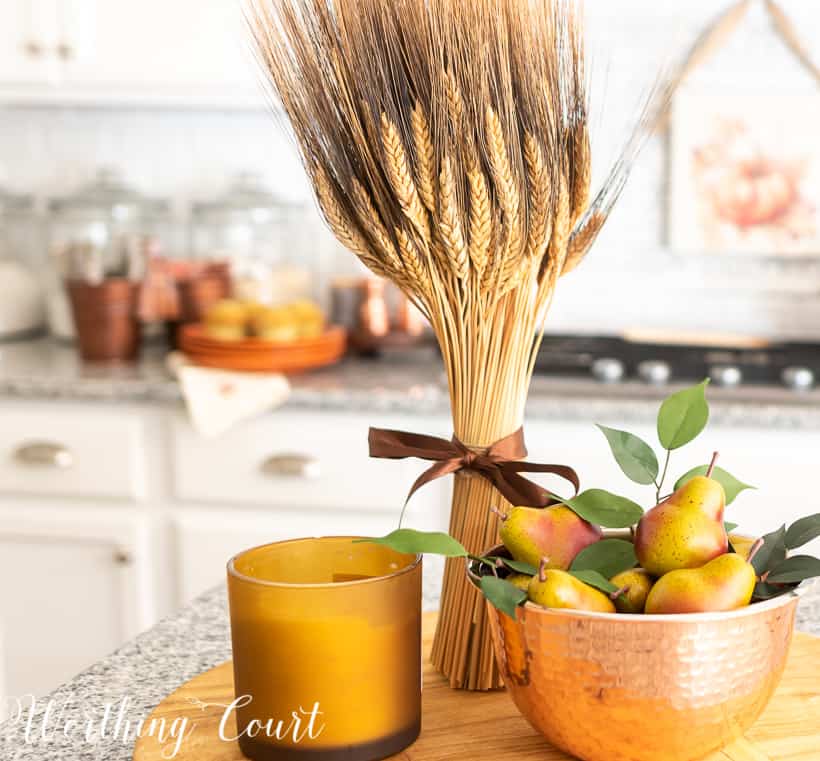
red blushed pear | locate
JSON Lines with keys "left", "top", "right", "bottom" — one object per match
{"left": 635, "top": 452, "right": 728, "bottom": 577}
{"left": 645, "top": 539, "right": 763, "bottom": 614}
{"left": 497, "top": 505, "right": 603, "bottom": 570}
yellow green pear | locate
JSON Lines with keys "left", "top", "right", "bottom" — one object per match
{"left": 506, "top": 573, "right": 533, "bottom": 591}
{"left": 635, "top": 452, "right": 728, "bottom": 576}
{"left": 729, "top": 534, "right": 757, "bottom": 560}
{"left": 644, "top": 542, "right": 761, "bottom": 614}
{"left": 527, "top": 560, "right": 615, "bottom": 613}
{"left": 609, "top": 568, "right": 654, "bottom": 614}
{"left": 498, "top": 505, "right": 602, "bottom": 570}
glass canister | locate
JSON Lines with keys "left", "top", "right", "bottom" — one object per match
{"left": 190, "top": 172, "right": 314, "bottom": 305}
{"left": 0, "top": 188, "right": 45, "bottom": 338}
{"left": 46, "top": 168, "right": 173, "bottom": 339}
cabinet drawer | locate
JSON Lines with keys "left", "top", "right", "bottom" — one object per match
{"left": 172, "top": 410, "right": 447, "bottom": 514}
{"left": 0, "top": 403, "right": 146, "bottom": 500}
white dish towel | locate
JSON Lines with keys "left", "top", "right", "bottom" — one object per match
{"left": 167, "top": 352, "right": 291, "bottom": 438}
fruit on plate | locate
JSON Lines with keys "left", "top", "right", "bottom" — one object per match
{"left": 610, "top": 568, "right": 654, "bottom": 614}
{"left": 528, "top": 562, "right": 615, "bottom": 613}
{"left": 203, "top": 298, "right": 326, "bottom": 342}
{"left": 288, "top": 300, "right": 325, "bottom": 338}
{"left": 635, "top": 452, "right": 728, "bottom": 577}
{"left": 250, "top": 306, "right": 301, "bottom": 342}
{"left": 644, "top": 545, "right": 760, "bottom": 614}
{"left": 204, "top": 299, "right": 248, "bottom": 341}
{"left": 498, "top": 505, "right": 602, "bottom": 570}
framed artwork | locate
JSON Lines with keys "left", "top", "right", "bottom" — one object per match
{"left": 669, "top": 91, "right": 820, "bottom": 256}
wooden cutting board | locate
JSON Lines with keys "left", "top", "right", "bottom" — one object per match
{"left": 133, "top": 613, "right": 820, "bottom": 761}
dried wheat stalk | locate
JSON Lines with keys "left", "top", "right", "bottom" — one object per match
{"left": 248, "top": 0, "right": 658, "bottom": 691}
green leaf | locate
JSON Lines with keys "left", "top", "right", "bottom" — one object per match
{"left": 492, "top": 558, "right": 538, "bottom": 575}
{"left": 724, "top": 522, "right": 739, "bottom": 533}
{"left": 785, "top": 514, "right": 820, "bottom": 550}
{"left": 570, "top": 538, "right": 637, "bottom": 578}
{"left": 751, "top": 525, "right": 787, "bottom": 576}
{"left": 480, "top": 576, "right": 527, "bottom": 618}
{"left": 766, "top": 555, "right": 820, "bottom": 584}
{"left": 673, "top": 466, "right": 754, "bottom": 505}
{"left": 560, "top": 489, "right": 644, "bottom": 529}
{"left": 355, "top": 529, "right": 467, "bottom": 557}
{"left": 753, "top": 581, "right": 792, "bottom": 600}
{"left": 569, "top": 569, "right": 619, "bottom": 595}
{"left": 596, "top": 425, "right": 659, "bottom": 485}
{"left": 657, "top": 379, "right": 710, "bottom": 450}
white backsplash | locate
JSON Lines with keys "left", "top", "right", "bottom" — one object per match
{"left": 2, "top": 0, "right": 820, "bottom": 339}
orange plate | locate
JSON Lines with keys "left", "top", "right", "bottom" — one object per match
{"left": 179, "top": 323, "right": 347, "bottom": 373}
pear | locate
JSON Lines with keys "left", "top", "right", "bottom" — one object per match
{"left": 506, "top": 573, "right": 533, "bottom": 591}
{"left": 645, "top": 542, "right": 762, "bottom": 614}
{"left": 634, "top": 452, "right": 728, "bottom": 577}
{"left": 610, "top": 568, "right": 654, "bottom": 614}
{"left": 498, "top": 505, "right": 602, "bottom": 570}
{"left": 528, "top": 559, "right": 615, "bottom": 613}
{"left": 729, "top": 534, "right": 757, "bottom": 560}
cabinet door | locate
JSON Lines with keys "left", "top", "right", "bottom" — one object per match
{"left": 57, "top": 0, "right": 262, "bottom": 106}
{"left": 0, "top": 0, "right": 61, "bottom": 86}
{"left": 0, "top": 509, "right": 153, "bottom": 698}
{"left": 173, "top": 501, "right": 449, "bottom": 606}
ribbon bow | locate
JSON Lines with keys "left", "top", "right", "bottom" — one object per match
{"left": 368, "top": 426, "right": 579, "bottom": 508}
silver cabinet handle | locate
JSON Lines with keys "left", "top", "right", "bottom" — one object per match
{"left": 260, "top": 453, "right": 320, "bottom": 479}
{"left": 24, "top": 40, "right": 44, "bottom": 58}
{"left": 113, "top": 549, "right": 133, "bottom": 566}
{"left": 13, "top": 441, "right": 74, "bottom": 469}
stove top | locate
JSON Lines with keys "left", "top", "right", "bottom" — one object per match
{"left": 533, "top": 335, "right": 820, "bottom": 391}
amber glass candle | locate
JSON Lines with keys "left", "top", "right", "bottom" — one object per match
{"left": 227, "top": 537, "right": 422, "bottom": 760}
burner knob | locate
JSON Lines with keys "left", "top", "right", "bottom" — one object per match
{"left": 591, "top": 357, "right": 625, "bottom": 384}
{"left": 637, "top": 360, "right": 671, "bottom": 386}
{"left": 782, "top": 366, "right": 815, "bottom": 392}
{"left": 710, "top": 365, "right": 743, "bottom": 388}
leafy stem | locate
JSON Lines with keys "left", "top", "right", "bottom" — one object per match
{"left": 655, "top": 449, "right": 671, "bottom": 503}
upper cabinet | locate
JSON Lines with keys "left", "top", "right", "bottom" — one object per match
{"left": 0, "top": 0, "right": 266, "bottom": 108}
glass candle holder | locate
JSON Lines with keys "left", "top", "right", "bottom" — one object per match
{"left": 227, "top": 537, "right": 422, "bottom": 761}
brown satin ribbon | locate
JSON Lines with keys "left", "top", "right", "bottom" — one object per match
{"left": 368, "top": 426, "right": 580, "bottom": 508}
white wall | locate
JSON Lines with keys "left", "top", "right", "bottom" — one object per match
{"left": 3, "top": 1, "right": 820, "bottom": 338}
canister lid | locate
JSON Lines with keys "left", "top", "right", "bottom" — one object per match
{"left": 191, "top": 172, "right": 303, "bottom": 223}
{"left": 0, "top": 186, "right": 34, "bottom": 216}
{"left": 48, "top": 167, "right": 170, "bottom": 218}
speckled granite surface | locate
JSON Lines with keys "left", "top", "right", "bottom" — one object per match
{"left": 2, "top": 337, "right": 820, "bottom": 428}
{"left": 0, "top": 581, "right": 818, "bottom": 760}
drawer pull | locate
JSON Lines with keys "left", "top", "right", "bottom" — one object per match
{"left": 113, "top": 549, "right": 133, "bottom": 566}
{"left": 260, "top": 453, "right": 320, "bottom": 479}
{"left": 13, "top": 442, "right": 74, "bottom": 469}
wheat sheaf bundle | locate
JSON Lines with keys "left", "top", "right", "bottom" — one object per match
{"left": 248, "top": 0, "right": 646, "bottom": 690}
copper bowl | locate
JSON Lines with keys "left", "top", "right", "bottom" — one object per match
{"left": 468, "top": 544, "right": 803, "bottom": 761}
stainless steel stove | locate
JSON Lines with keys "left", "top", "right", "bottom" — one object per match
{"left": 533, "top": 335, "right": 820, "bottom": 392}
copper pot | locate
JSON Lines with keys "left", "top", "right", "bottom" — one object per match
{"left": 468, "top": 544, "right": 802, "bottom": 761}
{"left": 66, "top": 279, "right": 141, "bottom": 361}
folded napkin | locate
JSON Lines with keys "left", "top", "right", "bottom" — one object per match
{"left": 167, "top": 352, "right": 291, "bottom": 437}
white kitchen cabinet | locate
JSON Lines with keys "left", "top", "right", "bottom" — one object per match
{"left": 173, "top": 506, "right": 422, "bottom": 604}
{"left": 0, "top": 1, "right": 62, "bottom": 89}
{"left": 0, "top": 508, "right": 154, "bottom": 698}
{"left": 0, "top": 402, "right": 148, "bottom": 501}
{"left": 0, "top": 0, "right": 265, "bottom": 108}
{"left": 171, "top": 410, "right": 449, "bottom": 514}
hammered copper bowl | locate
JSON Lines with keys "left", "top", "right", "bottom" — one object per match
{"left": 469, "top": 545, "right": 802, "bottom": 761}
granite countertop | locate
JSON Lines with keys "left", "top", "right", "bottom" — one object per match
{"left": 2, "top": 337, "right": 820, "bottom": 428}
{"left": 1, "top": 582, "right": 818, "bottom": 761}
